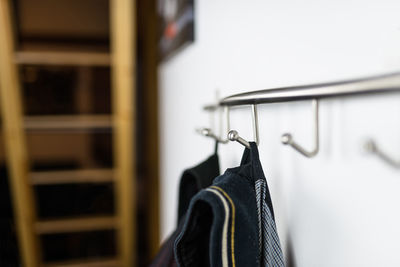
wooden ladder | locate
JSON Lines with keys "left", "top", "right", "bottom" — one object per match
{"left": 0, "top": 0, "right": 136, "bottom": 266}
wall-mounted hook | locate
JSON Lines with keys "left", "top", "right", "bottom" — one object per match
{"left": 226, "top": 104, "right": 260, "bottom": 148}
{"left": 228, "top": 130, "right": 250, "bottom": 148}
{"left": 281, "top": 99, "right": 319, "bottom": 158}
{"left": 199, "top": 97, "right": 230, "bottom": 143}
{"left": 251, "top": 104, "right": 260, "bottom": 145}
{"left": 196, "top": 127, "right": 228, "bottom": 144}
{"left": 218, "top": 105, "right": 231, "bottom": 144}
{"left": 364, "top": 139, "right": 400, "bottom": 168}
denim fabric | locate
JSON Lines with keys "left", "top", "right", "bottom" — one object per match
{"left": 150, "top": 150, "right": 220, "bottom": 267}
{"left": 175, "top": 151, "right": 259, "bottom": 266}
{"left": 174, "top": 143, "right": 284, "bottom": 267}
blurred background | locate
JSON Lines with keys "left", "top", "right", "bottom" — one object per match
{"left": 0, "top": 0, "right": 158, "bottom": 266}
{"left": 2, "top": 0, "right": 400, "bottom": 267}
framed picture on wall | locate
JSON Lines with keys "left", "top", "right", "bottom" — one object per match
{"left": 158, "top": 0, "right": 194, "bottom": 61}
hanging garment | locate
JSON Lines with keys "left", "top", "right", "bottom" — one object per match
{"left": 150, "top": 145, "right": 220, "bottom": 267}
{"left": 177, "top": 144, "right": 220, "bottom": 225}
{"left": 246, "top": 143, "right": 285, "bottom": 267}
{"left": 174, "top": 142, "right": 284, "bottom": 267}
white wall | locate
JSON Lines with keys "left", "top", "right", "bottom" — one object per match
{"left": 158, "top": 1, "right": 400, "bottom": 266}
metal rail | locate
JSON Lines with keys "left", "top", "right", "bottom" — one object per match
{"left": 219, "top": 72, "right": 400, "bottom": 106}
{"left": 201, "top": 72, "right": 400, "bottom": 164}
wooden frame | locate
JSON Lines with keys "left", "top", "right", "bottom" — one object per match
{"left": 111, "top": 0, "right": 136, "bottom": 266}
{"left": 0, "top": 0, "right": 40, "bottom": 266}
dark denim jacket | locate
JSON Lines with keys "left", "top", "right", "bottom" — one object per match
{"left": 174, "top": 143, "right": 283, "bottom": 267}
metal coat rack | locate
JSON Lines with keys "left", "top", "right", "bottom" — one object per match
{"left": 199, "top": 72, "right": 400, "bottom": 168}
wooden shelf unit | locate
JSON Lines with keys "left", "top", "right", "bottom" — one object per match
{"left": 0, "top": 0, "right": 136, "bottom": 266}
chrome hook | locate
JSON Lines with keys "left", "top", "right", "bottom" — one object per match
{"left": 281, "top": 99, "right": 319, "bottom": 158}
{"left": 228, "top": 130, "right": 250, "bottom": 148}
{"left": 198, "top": 99, "right": 229, "bottom": 143}
{"left": 196, "top": 127, "right": 228, "bottom": 144}
{"left": 251, "top": 104, "right": 260, "bottom": 145}
{"left": 364, "top": 139, "right": 400, "bottom": 168}
{"left": 226, "top": 104, "right": 260, "bottom": 148}
{"left": 219, "top": 105, "right": 231, "bottom": 144}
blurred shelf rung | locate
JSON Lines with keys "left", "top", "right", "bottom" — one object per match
{"left": 15, "top": 51, "right": 110, "bottom": 66}
{"left": 44, "top": 258, "right": 120, "bottom": 267}
{"left": 30, "top": 168, "right": 114, "bottom": 185}
{"left": 24, "top": 115, "right": 112, "bottom": 131}
{"left": 35, "top": 216, "right": 118, "bottom": 235}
